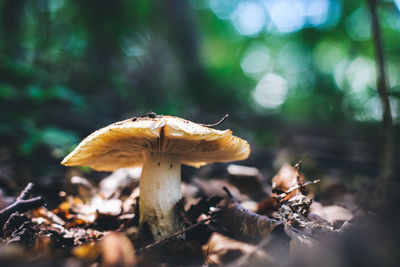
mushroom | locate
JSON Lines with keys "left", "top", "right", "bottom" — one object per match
{"left": 61, "top": 114, "right": 250, "bottom": 240}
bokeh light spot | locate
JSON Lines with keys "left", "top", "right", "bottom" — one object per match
{"left": 345, "top": 6, "right": 371, "bottom": 41}
{"left": 240, "top": 43, "right": 270, "bottom": 74}
{"left": 305, "top": 0, "right": 330, "bottom": 26}
{"left": 252, "top": 73, "right": 288, "bottom": 109}
{"left": 278, "top": 42, "right": 310, "bottom": 74}
{"left": 345, "top": 57, "right": 376, "bottom": 94}
{"left": 209, "top": 0, "right": 239, "bottom": 19}
{"left": 265, "top": 0, "right": 305, "bottom": 33}
{"left": 313, "top": 41, "right": 345, "bottom": 73}
{"left": 394, "top": 0, "right": 400, "bottom": 13}
{"left": 231, "top": 1, "right": 267, "bottom": 36}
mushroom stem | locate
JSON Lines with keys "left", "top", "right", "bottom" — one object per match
{"left": 139, "top": 152, "right": 182, "bottom": 240}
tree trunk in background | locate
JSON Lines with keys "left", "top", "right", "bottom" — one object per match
{"left": 367, "top": 0, "right": 393, "bottom": 185}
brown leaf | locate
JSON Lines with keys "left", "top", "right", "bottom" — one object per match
{"left": 256, "top": 196, "right": 279, "bottom": 216}
{"left": 221, "top": 198, "right": 280, "bottom": 241}
{"left": 227, "top": 164, "right": 266, "bottom": 198}
{"left": 193, "top": 178, "right": 249, "bottom": 202}
{"left": 186, "top": 196, "right": 222, "bottom": 223}
{"left": 203, "top": 233, "right": 272, "bottom": 266}
{"left": 271, "top": 163, "right": 306, "bottom": 200}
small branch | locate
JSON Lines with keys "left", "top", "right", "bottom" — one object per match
{"left": 1, "top": 212, "right": 27, "bottom": 238}
{"left": 222, "top": 186, "right": 234, "bottom": 199}
{"left": 0, "top": 183, "right": 45, "bottom": 227}
{"left": 0, "top": 196, "right": 45, "bottom": 227}
{"left": 285, "top": 179, "right": 320, "bottom": 195}
{"left": 367, "top": 0, "right": 393, "bottom": 184}
{"left": 137, "top": 215, "right": 216, "bottom": 254}
{"left": 16, "top": 182, "right": 34, "bottom": 201}
{"left": 201, "top": 114, "right": 229, "bottom": 128}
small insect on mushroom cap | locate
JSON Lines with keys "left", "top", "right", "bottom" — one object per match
{"left": 61, "top": 115, "right": 250, "bottom": 171}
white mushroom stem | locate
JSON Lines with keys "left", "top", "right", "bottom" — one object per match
{"left": 139, "top": 152, "right": 182, "bottom": 240}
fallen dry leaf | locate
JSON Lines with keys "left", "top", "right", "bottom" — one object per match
{"left": 203, "top": 232, "right": 272, "bottom": 266}
{"left": 221, "top": 198, "right": 279, "bottom": 241}
{"left": 193, "top": 178, "right": 249, "bottom": 202}
{"left": 271, "top": 163, "right": 306, "bottom": 200}
{"left": 227, "top": 164, "right": 266, "bottom": 198}
{"left": 256, "top": 196, "right": 279, "bottom": 216}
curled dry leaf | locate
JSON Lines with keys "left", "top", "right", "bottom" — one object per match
{"left": 256, "top": 196, "right": 279, "bottom": 216}
{"left": 221, "top": 198, "right": 280, "bottom": 241}
{"left": 271, "top": 163, "right": 306, "bottom": 200}
{"left": 227, "top": 164, "right": 266, "bottom": 198}
{"left": 203, "top": 232, "right": 272, "bottom": 266}
{"left": 193, "top": 178, "right": 248, "bottom": 202}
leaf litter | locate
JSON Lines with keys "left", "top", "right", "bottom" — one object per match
{"left": 0, "top": 161, "right": 383, "bottom": 266}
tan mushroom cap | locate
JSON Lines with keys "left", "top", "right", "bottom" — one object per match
{"left": 61, "top": 115, "right": 250, "bottom": 171}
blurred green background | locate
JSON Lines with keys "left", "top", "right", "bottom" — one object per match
{"left": 0, "top": 0, "right": 399, "bottom": 190}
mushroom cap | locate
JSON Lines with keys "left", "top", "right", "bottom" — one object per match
{"left": 61, "top": 115, "right": 250, "bottom": 171}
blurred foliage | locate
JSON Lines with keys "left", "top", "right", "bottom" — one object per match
{"left": 0, "top": 0, "right": 399, "bottom": 181}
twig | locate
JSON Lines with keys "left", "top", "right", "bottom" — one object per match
{"left": 137, "top": 214, "right": 216, "bottom": 254}
{"left": 201, "top": 114, "right": 229, "bottom": 128}
{"left": 222, "top": 186, "right": 234, "bottom": 199}
{"left": 16, "top": 182, "right": 34, "bottom": 201}
{"left": 275, "top": 179, "right": 320, "bottom": 200}
{"left": 0, "top": 196, "right": 45, "bottom": 227}
{"left": 0, "top": 183, "right": 45, "bottom": 227}
{"left": 285, "top": 179, "right": 320, "bottom": 195}
{"left": 1, "top": 212, "right": 27, "bottom": 238}
{"left": 367, "top": 0, "right": 393, "bottom": 184}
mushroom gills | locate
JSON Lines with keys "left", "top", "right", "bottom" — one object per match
{"left": 139, "top": 152, "right": 182, "bottom": 240}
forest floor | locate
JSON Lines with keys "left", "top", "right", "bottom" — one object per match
{"left": 0, "top": 161, "right": 398, "bottom": 267}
